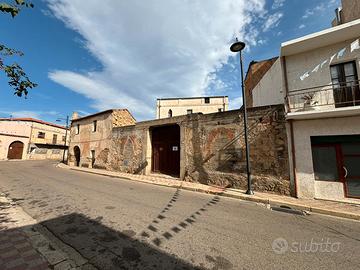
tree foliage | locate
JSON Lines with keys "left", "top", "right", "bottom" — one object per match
{"left": 0, "top": 0, "right": 37, "bottom": 97}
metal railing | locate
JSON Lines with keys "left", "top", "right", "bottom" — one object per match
{"left": 286, "top": 80, "right": 360, "bottom": 112}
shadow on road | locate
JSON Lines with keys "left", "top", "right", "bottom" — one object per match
{"left": 41, "top": 212, "right": 203, "bottom": 270}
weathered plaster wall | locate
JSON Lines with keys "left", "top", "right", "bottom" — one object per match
{"left": 69, "top": 109, "right": 136, "bottom": 168}
{"left": 69, "top": 112, "right": 113, "bottom": 168}
{"left": 110, "top": 105, "right": 290, "bottom": 195}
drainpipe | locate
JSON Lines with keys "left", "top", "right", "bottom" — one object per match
{"left": 281, "top": 56, "right": 298, "bottom": 198}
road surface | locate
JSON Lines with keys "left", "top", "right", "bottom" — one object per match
{"left": 0, "top": 160, "right": 359, "bottom": 269}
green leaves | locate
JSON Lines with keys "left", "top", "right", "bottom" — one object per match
{"left": 0, "top": 1, "right": 37, "bottom": 97}
{"left": 1, "top": 63, "right": 37, "bottom": 97}
{"left": 0, "top": 0, "right": 34, "bottom": 18}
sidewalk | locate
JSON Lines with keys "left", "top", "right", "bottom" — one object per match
{"left": 57, "top": 163, "right": 360, "bottom": 221}
{"left": 0, "top": 193, "right": 92, "bottom": 270}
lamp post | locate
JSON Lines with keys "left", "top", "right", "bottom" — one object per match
{"left": 230, "top": 38, "right": 254, "bottom": 195}
{"left": 56, "top": 115, "right": 69, "bottom": 164}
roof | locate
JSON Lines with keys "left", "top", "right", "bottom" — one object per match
{"left": 281, "top": 18, "right": 360, "bottom": 56}
{"left": 71, "top": 109, "right": 136, "bottom": 122}
{"left": 0, "top": 118, "right": 67, "bottom": 130}
{"left": 157, "top": 96, "right": 228, "bottom": 101}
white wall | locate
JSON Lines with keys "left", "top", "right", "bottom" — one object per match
{"left": 292, "top": 115, "right": 360, "bottom": 200}
{"left": 252, "top": 58, "right": 284, "bottom": 107}
{"left": 286, "top": 38, "right": 360, "bottom": 92}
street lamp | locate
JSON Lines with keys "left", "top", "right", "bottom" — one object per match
{"left": 56, "top": 115, "right": 69, "bottom": 164}
{"left": 230, "top": 38, "right": 254, "bottom": 195}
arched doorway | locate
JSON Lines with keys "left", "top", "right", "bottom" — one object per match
{"left": 7, "top": 141, "right": 24, "bottom": 160}
{"left": 74, "top": 146, "right": 81, "bottom": 166}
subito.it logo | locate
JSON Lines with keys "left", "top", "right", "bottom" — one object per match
{"left": 272, "top": 238, "right": 289, "bottom": 254}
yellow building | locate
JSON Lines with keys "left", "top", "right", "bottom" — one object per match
{"left": 156, "top": 96, "right": 229, "bottom": 119}
{"left": 0, "top": 118, "right": 69, "bottom": 160}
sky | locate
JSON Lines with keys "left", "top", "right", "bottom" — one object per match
{"left": 0, "top": 0, "right": 340, "bottom": 123}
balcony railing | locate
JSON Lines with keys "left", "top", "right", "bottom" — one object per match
{"left": 286, "top": 80, "right": 360, "bottom": 113}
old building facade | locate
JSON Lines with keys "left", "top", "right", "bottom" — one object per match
{"left": 156, "top": 96, "right": 229, "bottom": 119}
{"left": 88, "top": 105, "right": 290, "bottom": 195}
{"left": 0, "top": 118, "right": 68, "bottom": 160}
{"left": 68, "top": 109, "right": 136, "bottom": 168}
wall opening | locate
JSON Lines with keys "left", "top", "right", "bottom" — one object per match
{"left": 151, "top": 125, "right": 180, "bottom": 177}
{"left": 7, "top": 141, "right": 24, "bottom": 160}
{"left": 74, "top": 146, "right": 81, "bottom": 167}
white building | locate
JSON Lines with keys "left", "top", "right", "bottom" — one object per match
{"left": 246, "top": 17, "right": 360, "bottom": 201}
{"left": 156, "top": 96, "right": 228, "bottom": 119}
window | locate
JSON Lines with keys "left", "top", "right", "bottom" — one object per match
{"left": 330, "top": 61, "right": 360, "bottom": 107}
{"left": 52, "top": 134, "right": 57, "bottom": 144}
{"left": 311, "top": 145, "right": 339, "bottom": 181}
{"left": 92, "top": 120, "right": 97, "bottom": 132}
{"left": 168, "top": 109, "right": 173, "bottom": 118}
{"left": 62, "top": 136, "right": 66, "bottom": 142}
{"left": 187, "top": 109, "right": 193, "bottom": 114}
{"left": 204, "top": 97, "right": 210, "bottom": 104}
{"left": 91, "top": 150, "right": 95, "bottom": 167}
{"left": 37, "top": 132, "right": 45, "bottom": 139}
{"left": 218, "top": 108, "right": 222, "bottom": 112}
{"left": 75, "top": 124, "right": 80, "bottom": 134}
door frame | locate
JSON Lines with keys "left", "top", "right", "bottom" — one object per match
{"left": 312, "top": 142, "right": 360, "bottom": 199}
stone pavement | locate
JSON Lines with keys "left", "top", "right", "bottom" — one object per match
{"left": 57, "top": 163, "right": 360, "bottom": 221}
{"left": 0, "top": 193, "right": 95, "bottom": 270}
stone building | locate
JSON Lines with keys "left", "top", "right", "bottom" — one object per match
{"left": 0, "top": 118, "right": 68, "bottom": 160}
{"left": 156, "top": 96, "right": 229, "bottom": 119}
{"left": 68, "top": 109, "right": 136, "bottom": 168}
{"left": 94, "top": 105, "right": 290, "bottom": 195}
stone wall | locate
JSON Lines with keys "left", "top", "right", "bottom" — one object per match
{"left": 182, "top": 106, "right": 289, "bottom": 194}
{"left": 109, "top": 105, "right": 290, "bottom": 195}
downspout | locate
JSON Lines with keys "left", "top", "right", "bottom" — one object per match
{"left": 281, "top": 56, "right": 298, "bottom": 198}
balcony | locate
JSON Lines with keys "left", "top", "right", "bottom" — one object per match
{"left": 286, "top": 80, "right": 360, "bottom": 118}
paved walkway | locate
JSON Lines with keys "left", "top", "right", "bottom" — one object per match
{"left": 58, "top": 163, "right": 360, "bottom": 221}
{"left": 0, "top": 193, "right": 89, "bottom": 270}
{"left": 0, "top": 194, "right": 50, "bottom": 270}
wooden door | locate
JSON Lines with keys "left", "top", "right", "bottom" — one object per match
{"left": 151, "top": 125, "right": 180, "bottom": 177}
{"left": 7, "top": 141, "right": 24, "bottom": 159}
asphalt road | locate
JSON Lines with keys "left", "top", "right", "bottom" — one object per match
{"left": 0, "top": 160, "right": 359, "bottom": 270}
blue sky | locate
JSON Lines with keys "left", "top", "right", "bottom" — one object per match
{"left": 0, "top": 0, "right": 339, "bottom": 123}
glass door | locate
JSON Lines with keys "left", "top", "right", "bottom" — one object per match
{"left": 342, "top": 143, "right": 360, "bottom": 198}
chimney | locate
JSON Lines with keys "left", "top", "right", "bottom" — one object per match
{"left": 335, "top": 8, "right": 342, "bottom": 25}
{"left": 72, "top": 111, "right": 79, "bottom": 120}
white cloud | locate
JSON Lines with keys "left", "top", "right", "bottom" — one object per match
{"left": 272, "top": 0, "right": 285, "bottom": 9}
{"left": 45, "top": 0, "right": 266, "bottom": 120}
{"left": 229, "top": 96, "right": 243, "bottom": 110}
{"left": 298, "top": 24, "right": 306, "bottom": 29}
{"left": 302, "top": 3, "right": 330, "bottom": 19}
{"left": 263, "top": 12, "right": 283, "bottom": 32}
{"left": 0, "top": 110, "right": 60, "bottom": 119}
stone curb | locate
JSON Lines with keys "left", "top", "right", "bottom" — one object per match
{"left": 56, "top": 163, "right": 360, "bottom": 222}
